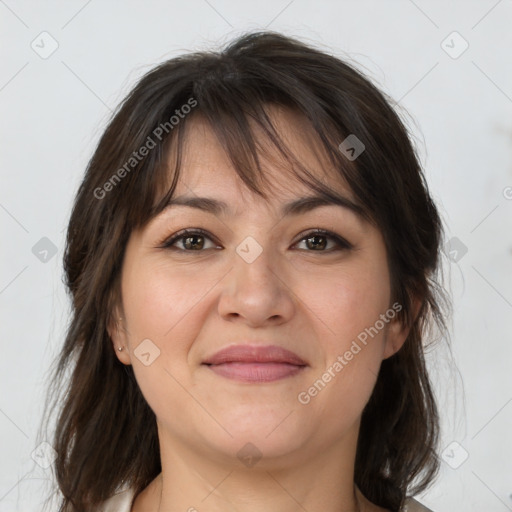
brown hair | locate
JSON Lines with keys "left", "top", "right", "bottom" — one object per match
{"left": 39, "top": 31, "right": 450, "bottom": 511}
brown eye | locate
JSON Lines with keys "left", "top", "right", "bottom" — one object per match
{"left": 181, "top": 234, "right": 205, "bottom": 250}
{"left": 304, "top": 234, "right": 327, "bottom": 250}
{"left": 160, "top": 229, "right": 219, "bottom": 251}
{"left": 159, "top": 228, "right": 352, "bottom": 254}
{"left": 294, "top": 229, "right": 352, "bottom": 252}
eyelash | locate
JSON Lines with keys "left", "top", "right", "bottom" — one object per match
{"left": 158, "top": 228, "right": 353, "bottom": 253}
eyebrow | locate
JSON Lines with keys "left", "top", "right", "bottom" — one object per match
{"left": 163, "top": 194, "right": 366, "bottom": 220}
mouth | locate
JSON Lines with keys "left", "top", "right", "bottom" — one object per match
{"left": 204, "top": 362, "right": 306, "bottom": 382}
{"left": 202, "top": 344, "right": 308, "bottom": 383}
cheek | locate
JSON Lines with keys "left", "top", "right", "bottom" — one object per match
{"left": 123, "top": 260, "right": 212, "bottom": 342}
{"left": 300, "top": 260, "right": 391, "bottom": 350}
{"left": 294, "top": 258, "right": 391, "bottom": 414}
{"left": 121, "top": 258, "right": 229, "bottom": 392}
{"left": 120, "top": 261, "right": 210, "bottom": 417}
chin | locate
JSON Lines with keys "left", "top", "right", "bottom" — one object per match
{"left": 201, "top": 414, "right": 309, "bottom": 463}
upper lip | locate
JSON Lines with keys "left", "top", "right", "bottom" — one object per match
{"left": 202, "top": 344, "right": 307, "bottom": 366}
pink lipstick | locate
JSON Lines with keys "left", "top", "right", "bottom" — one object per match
{"left": 202, "top": 344, "right": 307, "bottom": 383}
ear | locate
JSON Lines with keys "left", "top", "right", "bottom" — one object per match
{"left": 382, "top": 295, "right": 422, "bottom": 360}
{"left": 107, "top": 307, "right": 132, "bottom": 366}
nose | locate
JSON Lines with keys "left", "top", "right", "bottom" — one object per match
{"left": 217, "top": 238, "right": 296, "bottom": 328}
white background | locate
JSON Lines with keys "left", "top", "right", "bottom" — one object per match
{"left": 1, "top": 1, "right": 511, "bottom": 510}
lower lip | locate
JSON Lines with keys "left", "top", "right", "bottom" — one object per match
{"left": 204, "top": 362, "right": 305, "bottom": 382}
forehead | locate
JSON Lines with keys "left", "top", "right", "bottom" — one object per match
{"left": 145, "top": 108, "right": 374, "bottom": 231}
{"left": 171, "top": 106, "right": 354, "bottom": 206}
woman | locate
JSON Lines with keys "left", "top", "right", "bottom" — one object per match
{"left": 40, "top": 31, "right": 449, "bottom": 511}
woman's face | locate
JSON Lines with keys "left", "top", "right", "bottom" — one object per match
{"left": 111, "top": 109, "right": 411, "bottom": 468}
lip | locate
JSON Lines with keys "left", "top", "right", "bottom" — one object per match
{"left": 202, "top": 344, "right": 308, "bottom": 383}
{"left": 202, "top": 344, "right": 307, "bottom": 365}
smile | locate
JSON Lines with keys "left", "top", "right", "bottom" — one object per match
{"left": 204, "top": 362, "right": 306, "bottom": 382}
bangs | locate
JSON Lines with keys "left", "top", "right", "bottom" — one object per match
{"left": 141, "top": 77, "right": 375, "bottom": 230}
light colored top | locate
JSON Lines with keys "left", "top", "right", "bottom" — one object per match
{"left": 95, "top": 486, "right": 434, "bottom": 511}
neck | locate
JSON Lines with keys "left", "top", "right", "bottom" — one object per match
{"left": 151, "top": 473, "right": 365, "bottom": 512}
{"left": 140, "top": 426, "right": 368, "bottom": 512}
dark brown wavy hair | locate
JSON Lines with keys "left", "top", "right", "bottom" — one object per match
{"left": 38, "top": 31, "right": 450, "bottom": 511}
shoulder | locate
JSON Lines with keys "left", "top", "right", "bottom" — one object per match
{"left": 403, "top": 497, "right": 434, "bottom": 512}
{"left": 93, "top": 486, "right": 135, "bottom": 512}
